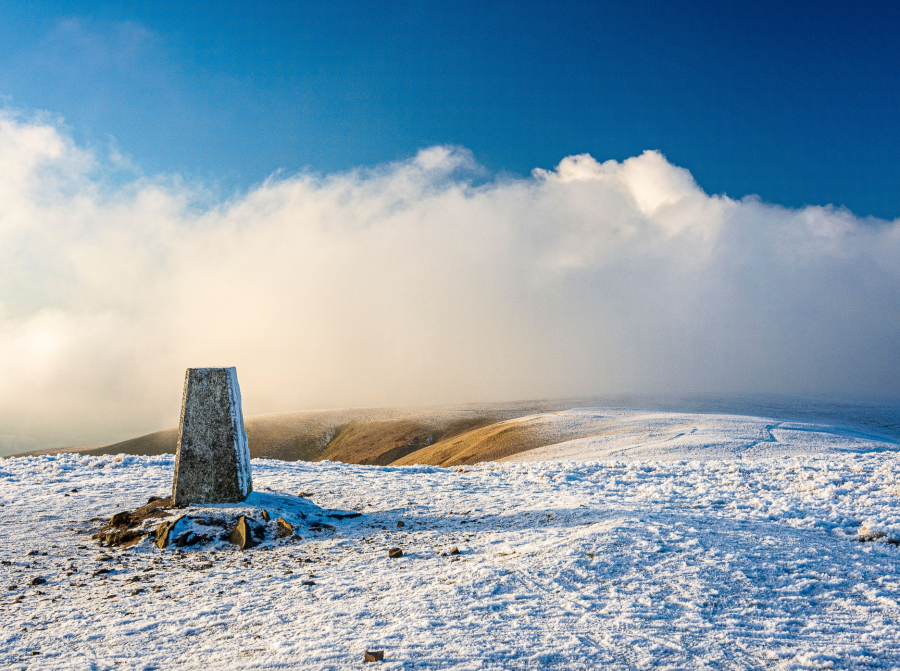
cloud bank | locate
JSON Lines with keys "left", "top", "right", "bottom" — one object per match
{"left": 1, "top": 111, "right": 899, "bottom": 450}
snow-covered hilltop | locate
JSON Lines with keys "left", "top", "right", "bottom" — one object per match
{"left": 1, "top": 411, "right": 899, "bottom": 669}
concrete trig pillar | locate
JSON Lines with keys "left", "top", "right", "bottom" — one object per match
{"left": 172, "top": 367, "right": 252, "bottom": 505}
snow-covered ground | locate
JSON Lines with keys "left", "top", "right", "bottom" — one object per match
{"left": 2, "top": 411, "right": 900, "bottom": 670}
{"left": 500, "top": 409, "right": 900, "bottom": 462}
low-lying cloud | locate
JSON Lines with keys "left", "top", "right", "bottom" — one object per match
{"left": 1, "top": 111, "right": 899, "bottom": 451}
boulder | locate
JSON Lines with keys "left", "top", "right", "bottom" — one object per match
{"left": 276, "top": 518, "right": 294, "bottom": 537}
{"left": 228, "top": 516, "right": 257, "bottom": 550}
{"left": 171, "top": 368, "right": 252, "bottom": 505}
{"left": 364, "top": 650, "right": 385, "bottom": 662}
{"left": 387, "top": 548, "right": 403, "bottom": 559}
{"left": 102, "top": 529, "right": 145, "bottom": 548}
{"left": 109, "top": 511, "right": 133, "bottom": 527}
{"left": 155, "top": 516, "right": 185, "bottom": 550}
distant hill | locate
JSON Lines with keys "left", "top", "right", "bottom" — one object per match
{"left": 13, "top": 395, "right": 900, "bottom": 465}
{"left": 390, "top": 411, "right": 612, "bottom": 466}
{"left": 36, "top": 400, "right": 576, "bottom": 465}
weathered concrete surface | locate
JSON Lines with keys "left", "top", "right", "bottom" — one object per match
{"left": 171, "top": 367, "right": 252, "bottom": 505}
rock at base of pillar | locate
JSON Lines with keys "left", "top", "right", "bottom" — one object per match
{"left": 171, "top": 367, "right": 252, "bottom": 505}
{"left": 228, "top": 516, "right": 257, "bottom": 550}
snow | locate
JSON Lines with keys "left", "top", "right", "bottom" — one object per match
{"left": 2, "top": 411, "right": 900, "bottom": 669}
{"left": 499, "top": 409, "right": 899, "bottom": 462}
{"left": 226, "top": 367, "right": 252, "bottom": 496}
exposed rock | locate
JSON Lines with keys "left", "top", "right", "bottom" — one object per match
{"left": 387, "top": 548, "right": 403, "bottom": 559}
{"left": 364, "top": 650, "right": 385, "bottom": 662}
{"left": 301, "top": 580, "right": 315, "bottom": 586}
{"left": 276, "top": 518, "right": 294, "bottom": 537}
{"left": 102, "top": 529, "right": 146, "bottom": 548}
{"left": 131, "top": 496, "right": 172, "bottom": 524}
{"left": 449, "top": 547, "right": 460, "bottom": 555}
{"left": 155, "top": 516, "right": 185, "bottom": 550}
{"left": 227, "top": 516, "right": 257, "bottom": 550}
{"left": 95, "top": 497, "right": 173, "bottom": 548}
{"left": 109, "top": 511, "right": 133, "bottom": 527}
{"left": 171, "top": 367, "right": 252, "bottom": 505}
{"left": 29, "top": 577, "right": 46, "bottom": 586}
{"left": 175, "top": 532, "right": 199, "bottom": 548}
{"left": 261, "top": 510, "right": 270, "bottom": 522}
{"left": 396, "top": 521, "right": 405, "bottom": 528}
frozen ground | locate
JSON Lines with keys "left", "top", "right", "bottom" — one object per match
{"left": 1, "top": 411, "right": 900, "bottom": 670}
{"left": 499, "top": 409, "right": 900, "bottom": 462}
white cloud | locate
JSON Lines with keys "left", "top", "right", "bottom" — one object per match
{"left": 1, "top": 111, "right": 898, "bottom": 449}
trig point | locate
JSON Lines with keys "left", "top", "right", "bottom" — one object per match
{"left": 171, "top": 367, "right": 252, "bottom": 505}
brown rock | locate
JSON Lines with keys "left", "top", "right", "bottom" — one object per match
{"left": 364, "top": 650, "right": 385, "bottom": 662}
{"left": 103, "top": 529, "right": 146, "bottom": 548}
{"left": 228, "top": 516, "right": 257, "bottom": 550}
{"left": 387, "top": 548, "right": 403, "bottom": 559}
{"left": 449, "top": 547, "right": 460, "bottom": 555}
{"left": 100, "top": 497, "right": 172, "bottom": 548}
{"left": 276, "top": 518, "right": 294, "bottom": 537}
{"left": 108, "top": 511, "right": 133, "bottom": 528}
{"left": 155, "top": 515, "right": 184, "bottom": 549}
{"left": 261, "top": 510, "right": 270, "bottom": 522}
{"left": 29, "top": 577, "right": 46, "bottom": 586}
{"left": 396, "top": 521, "right": 405, "bottom": 528}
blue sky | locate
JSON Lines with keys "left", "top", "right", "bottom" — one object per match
{"left": 2, "top": 0, "right": 898, "bottom": 218}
